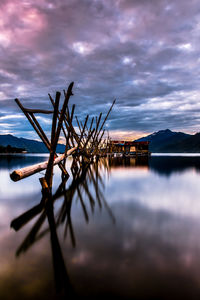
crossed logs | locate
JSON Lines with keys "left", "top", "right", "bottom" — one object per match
{"left": 10, "top": 82, "right": 115, "bottom": 188}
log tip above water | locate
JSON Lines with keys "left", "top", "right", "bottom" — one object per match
{"left": 10, "top": 170, "right": 22, "bottom": 182}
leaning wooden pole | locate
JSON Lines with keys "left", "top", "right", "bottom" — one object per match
{"left": 14, "top": 98, "right": 67, "bottom": 175}
{"left": 15, "top": 98, "right": 52, "bottom": 149}
{"left": 45, "top": 91, "right": 60, "bottom": 189}
{"left": 96, "top": 99, "right": 116, "bottom": 140}
{"left": 10, "top": 147, "right": 77, "bottom": 182}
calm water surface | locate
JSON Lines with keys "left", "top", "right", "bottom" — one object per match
{"left": 1, "top": 154, "right": 200, "bottom": 299}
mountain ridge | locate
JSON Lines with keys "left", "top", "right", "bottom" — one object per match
{"left": 0, "top": 134, "right": 66, "bottom": 153}
{"left": 134, "top": 129, "right": 200, "bottom": 153}
{"left": 1, "top": 130, "right": 200, "bottom": 153}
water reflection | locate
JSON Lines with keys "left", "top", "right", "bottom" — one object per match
{"left": 150, "top": 155, "right": 200, "bottom": 176}
{"left": 1, "top": 155, "right": 200, "bottom": 299}
{"left": 107, "top": 155, "right": 200, "bottom": 176}
{"left": 10, "top": 157, "right": 114, "bottom": 299}
{"left": 0, "top": 154, "right": 48, "bottom": 170}
{"left": 108, "top": 156, "right": 149, "bottom": 169}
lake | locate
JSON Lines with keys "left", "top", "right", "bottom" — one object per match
{"left": 1, "top": 154, "right": 200, "bottom": 299}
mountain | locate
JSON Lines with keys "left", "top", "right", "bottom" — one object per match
{"left": 0, "top": 134, "right": 66, "bottom": 153}
{"left": 135, "top": 129, "right": 194, "bottom": 152}
{"left": 2, "top": 130, "right": 200, "bottom": 153}
{"left": 167, "top": 132, "right": 200, "bottom": 153}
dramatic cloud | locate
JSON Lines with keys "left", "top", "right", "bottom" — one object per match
{"left": 1, "top": 0, "right": 200, "bottom": 139}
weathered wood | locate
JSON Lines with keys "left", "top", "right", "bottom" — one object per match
{"left": 94, "top": 113, "right": 102, "bottom": 140}
{"left": 10, "top": 147, "right": 77, "bottom": 182}
{"left": 45, "top": 92, "right": 60, "bottom": 188}
{"left": 48, "top": 93, "right": 69, "bottom": 142}
{"left": 30, "top": 112, "right": 50, "bottom": 147}
{"left": 50, "top": 85, "right": 80, "bottom": 147}
{"left": 15, "top": 98, "right": 51, "bottom": 149}
{"left": 88, "top": 117, "right": 94, "bottom": 135}
{"left": 12, "top": 83, "right": 116, "bottom": 187}
{"left": 53, "top": 83, "right": 74, "bottom": 150}
{"left": 78, "top": 115, "right": 89, "bottom": 147}
{"left": 15, "top": 98, "right": 67, "bottom": 175}
{"left": 70, "top": 104, "right": 75, "bottom": 123}
{"left": 96, "top": 99, "right": 116, "bottom": 139}
{"left": 75, "top": 116, "right": 82, "bottom": 134}
{"left": 93, "top": 129, "right": 105, "bottom": 154}
{"left": 67, "top": 106, "right": 76, "bottom": 148}
{"left": 84, "top": 128, "right": 95, "bottom": 149}
{"left": 51, "top": 100, "right": 77, "bottom": 148}
{"left": 64, "top": 111, "right": 80, "bottom": 145}
{"left": 24, "top": 108, "right": 54, "bottom": 114}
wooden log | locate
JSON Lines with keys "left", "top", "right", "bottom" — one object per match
{"left": 15, "top": 98, "right": 67, "bottom": 175}
{"left": 84, "top": 128, "right": 95, "bottom": 149}
{"left": 22, "top": 108, "right": 54, "bottom": 114}
{"left": 48, "top": 93, "right": 69, "bottom": 142}
{"left": 78, "top": 115, "right": 89, "bottom": 147}
{"left": 50, "top": 84, "right": 80, "bottom": 147}
{"left": 45, "top": 92, "right": 60, "bottom": 188}
{"left": 10, "top": 147, "right": 77, "bottom": 182}
{"left": 51, "top": 99, "right": 78, "bottom": 147}
{"left": 30, "top": 112, "right": 50, "bottom": 147}
{"left": 75, "top": 116, "right": 82, "bottom": 134}
{"left": 15, "top": 98, "right": 52, "bottom": 149}
{"left": 52, "top": 83, "right": 74, "bottom": 150}
{"left": 93, "top": 113, "right": 102, "bottom": 140}
{"left": 88, "top": 117, "right": 94, "bottom": 135}
{"left": 96, "top": 99, "right": 116, "bottom": 140}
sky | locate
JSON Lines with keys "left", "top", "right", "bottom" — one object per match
{"left": 0, "top": 0, "right": 200, "bottom": 141}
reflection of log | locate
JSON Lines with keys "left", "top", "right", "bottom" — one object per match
{"left": 10, "top": 147, "right": 77, "bottom": 182}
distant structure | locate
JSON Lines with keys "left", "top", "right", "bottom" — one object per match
{"left": 107, "top": 140, "right": 150, "bottom": 157}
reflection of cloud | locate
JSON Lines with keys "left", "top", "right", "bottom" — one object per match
{"left": 2, "top": 194, "right": 200, "bottom": 299}
{"left": 107, "top": 165, "right": 200, "bottom": 218}
{"left": 2, "top": 156, "right": 200, "bottom": 297}
{"left": 71, "top": 251, "right": 92, "bottom": 265}
{"left": 63, "top": 198, "right": 200, "bottom": 298}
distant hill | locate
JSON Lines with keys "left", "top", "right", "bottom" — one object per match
{"left": 0, "top": 145, "right": 26, "bottom": 153}
{"left": 2, "top": 130, "right": 200, "bottom": 153}
{"left": 134, "top": 129, "right": 200, "bottom": 152}
{"left": 167, "top": 132, "right": 200, "bottom": 153}
{"left": 0, "top": 134, "right": 66, "bottom": 153}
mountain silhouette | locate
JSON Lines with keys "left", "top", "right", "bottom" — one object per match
{"left": 0, "top": 134, "right": 66, "bottom": 153}
{"left": 134, "top": 129, "right": 198, "bottom": 152}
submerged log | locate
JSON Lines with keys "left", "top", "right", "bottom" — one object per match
{"left": 10, "top": 147, "right": 77, "bottom": 182}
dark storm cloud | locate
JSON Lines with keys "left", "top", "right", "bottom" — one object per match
{"left": 1, "top": 0, "right": 200, "bottom": 139}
